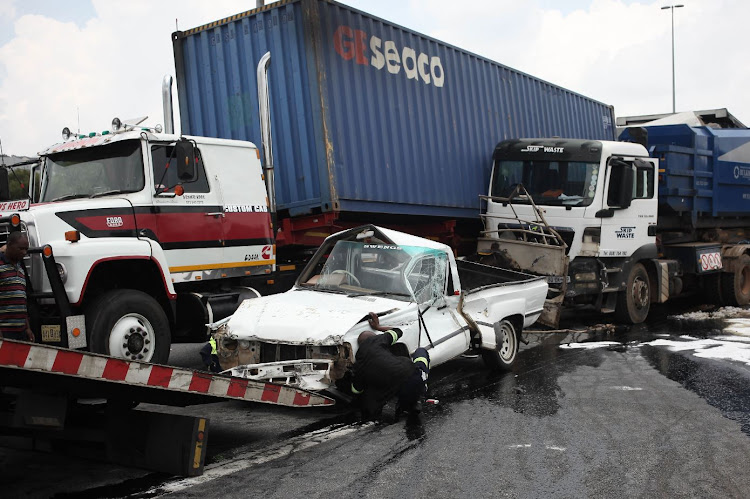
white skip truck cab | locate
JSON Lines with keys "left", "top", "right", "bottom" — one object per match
{"left": 477, "top": 131, "right": 750, "bottom": 327}
{"left": 0, "top": 119, "right": 274, "bottom": 363}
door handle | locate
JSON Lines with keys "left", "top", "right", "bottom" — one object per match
{"left": 206, "top": 212, "right": 225, "bottom": 217}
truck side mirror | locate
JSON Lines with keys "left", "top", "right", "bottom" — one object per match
{"left": 175, "top": 138, "right": 197, "bottom": 182}
{"left": 607, "top": 159, "right": 634, "bottom": 209}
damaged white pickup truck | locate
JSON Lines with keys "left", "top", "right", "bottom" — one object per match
{"left": 211, "top": 225, "right": 548, "bottom": 395}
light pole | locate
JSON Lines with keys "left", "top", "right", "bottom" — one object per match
{"left": 661, "top": 4, "right": 684, "bottom": 113}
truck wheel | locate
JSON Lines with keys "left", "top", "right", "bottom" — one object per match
{"left": 615, "top": 263, "right": 650, "bottom": 324}
{"left": 481, "top": 319, "right": 518, "bottom": 371}
{"left": 721, "top": 254, "right": 750, "bottom": 306}
{"left": 87, "top": 290, "right": 171, "bottom": 364}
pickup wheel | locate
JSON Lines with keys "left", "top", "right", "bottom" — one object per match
{"left": 481, "top": 319, "right": 518, "bottom": 371}
{"left": 614, "top": 263, "right": 650, "bottom": 324}
{"left": 86, "top": 290, "right": 171, "bottom": 364}
{"left": 721, "top": 254, "right": 750, "bottom": 306}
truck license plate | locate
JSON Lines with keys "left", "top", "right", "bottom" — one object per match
{"left": 698, "top": 251, "right": 722, "bottom": 272}
{"left": 41, "top": 324, "right": 61, "bottom": 342}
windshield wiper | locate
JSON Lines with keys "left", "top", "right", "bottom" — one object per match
{"left": 348, "top": 291, "right": 411, "bottom": 298}
{"left": 51, "top": 193, "right": 90, "bottom": 202}
{"left": 90, "top": 189, "right": 132, "bottom": 198}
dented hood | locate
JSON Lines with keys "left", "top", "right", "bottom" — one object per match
{"left": 225, "top": 289, "right": 404, "bottom": 345}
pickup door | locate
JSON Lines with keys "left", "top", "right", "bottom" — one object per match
{"left": 399, "top": 251, "right": 471, "bottom": 368}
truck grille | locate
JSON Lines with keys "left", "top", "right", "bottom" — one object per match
{"left": 259, "top": 343, "right": 339, "bottom": 363}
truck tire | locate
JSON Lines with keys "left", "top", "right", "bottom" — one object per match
{"left": 86, "top": 289, "right": 171, "bottom": 364}
{"left": 481, "top": 319, "right": 518, "bottom": 371}
{"left": 721, "top": 254, "right": 750, "bottom": 306}
{"left": 614, "top": 263, "right": 650, "bottom": 324}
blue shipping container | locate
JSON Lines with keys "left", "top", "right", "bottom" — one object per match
{"left": 635, "top": 124, "right": 750, "bottom": 218}
{"left": 173, "top": 0, "right": 615, "bottom": 220}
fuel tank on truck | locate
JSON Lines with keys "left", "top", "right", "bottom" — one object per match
{"left": 172, "top": 0, "right": 616, "bottom": 224}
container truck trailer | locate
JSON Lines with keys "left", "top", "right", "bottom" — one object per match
{"left": 171, "top": 0, "right": 616, "bottom": 257}
{"left": 477, "top": 122, "right": 750, "bottom": 326}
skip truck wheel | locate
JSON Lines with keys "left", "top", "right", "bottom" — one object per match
{"left": 721, "top": 254, "right": 750, "bottom": 306}
{"left": 481, "top": 319, "right": 518, "bottom": 371}
{"left": 615, "top": 263, "right": 650, "bottom": 324}
{"left": 86, "top": 289, "right": 171, "bottom": 364}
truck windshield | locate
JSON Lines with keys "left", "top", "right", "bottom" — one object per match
{"left": 491, "top": 159, "right": 600, "bottom": 207}
{"left": 40, "top": 140, "right": 144, "bottom": 202}
{"left": 301, "top": 241, "right": 448, "bottom": 304}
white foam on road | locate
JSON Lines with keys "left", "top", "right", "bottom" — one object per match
{"left": 148, "top": 422, "right": 371, "bottom": 496}
{"left": 559, "top": 341, "right": 620, "bottom": 350}
{"left": 558, "top": 316, "right": 750, "bottom": 368}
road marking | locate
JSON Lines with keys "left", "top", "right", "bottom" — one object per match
{"left": 147, "top": 422, "right": 372, "bottom": 495}
{"left": 611, "top": 386, "right": 643, "bottom": 391}
{"left": 508, "top": 444, "right": 531, "bottom": 449}
{"left": 545, "top": 445, "right": 566, "bottom": 452}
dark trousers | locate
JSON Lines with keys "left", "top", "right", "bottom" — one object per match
{"left": 1, "top": 330, "right": 27, "bottom": 341}
{"left": 397, "top": 348, "right": 430, "bottom": 411}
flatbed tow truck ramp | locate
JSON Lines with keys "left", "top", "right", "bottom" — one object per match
{"left": 0, "top": 339, "right": 334, "bottom": 476}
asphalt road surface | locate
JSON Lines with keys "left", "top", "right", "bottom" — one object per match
{"left": 5, "top": 302, "right": 750, "bottom": 498}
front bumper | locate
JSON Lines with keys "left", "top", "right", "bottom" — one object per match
{"left": 225, "top": 359, "right": 334, "bottom": 391}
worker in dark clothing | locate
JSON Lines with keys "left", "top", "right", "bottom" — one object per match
{"left": 199, "top": 335, "right": 221, "bottom": 373}
{"left": 351, "top": 312, "right": 430, "bottom": 420}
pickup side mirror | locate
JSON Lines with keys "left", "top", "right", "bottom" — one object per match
{"left": 175, "top": 138, "right": 197, "bottom": 182}
{"left": 607, "top": 159, "right": 634, "bottom": 209}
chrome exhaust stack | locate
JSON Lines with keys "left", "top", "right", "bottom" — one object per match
{"left": 257, "top": 51, "right": 276, "bottom": 218}
{"left": 162, "top": 75, "right": 175, "bottom": 134}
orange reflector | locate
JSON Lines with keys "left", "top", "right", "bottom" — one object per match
{"left": 42, "top": 245, "right": 53, "bottom": 258}
{"left": 10, "top": 214, "right": 20, "bottom": 226}
{"left": 221, "top": 273, "right": 227, "bottom": 278}
{"left": 256, "top": 149, "right": 260, "bottom": 159}
{"left": 197, "top": 431, "right": 204, "bottom": 442}
{"left": 264, "top": 269, "right": 271, "bottom": 274}
{"left": 195, "top": 276, "right": 202, "bottom": 280}
{"left": 245, "top": 271, "right": 251, "bottom": 275}
{"left": 72, "top": 328, "right": 81, "bottom": 337}
{"left": 174, "top": 184, "right": 185, "bottom": 196}
{"left": 65, "top": 230, "right": 80, "bottom": 242}
{"left": 266, "top": 279, "right": 275, "bottom": 285}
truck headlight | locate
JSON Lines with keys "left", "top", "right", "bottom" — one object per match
{"left": 574, "top": 272, "right": 597, "bottom": 282}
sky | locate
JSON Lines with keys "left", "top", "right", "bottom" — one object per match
{"left": 0, "top": 0, "right": 747, "bottom": 156}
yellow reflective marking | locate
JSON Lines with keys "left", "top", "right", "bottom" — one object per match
{"left": 193, "top": 418, "right": 206, "bottom": 469}
{"left": 413, "top": 356, "right": 429, "bottom": 368}
{"left": 169, "top": 260, "right": 276, "bottom": 273}
{"left": 387, "top": 330, "right": 398, "bottom": 345}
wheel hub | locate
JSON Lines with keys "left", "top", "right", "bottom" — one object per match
{"left": 108, "top": 313, "right": 155, "bottom": 362}
{"left": 633, "top": 278, "right": 649, "bottom": 309}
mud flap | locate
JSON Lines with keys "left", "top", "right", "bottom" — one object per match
{"left": 106, "top": 409, "right": 209, "bottom": 476}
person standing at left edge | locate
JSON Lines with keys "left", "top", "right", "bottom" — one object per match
{"left": 0, "top": 232, "right": 34, "bottom": 342}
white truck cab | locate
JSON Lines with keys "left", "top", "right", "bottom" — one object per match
{"left": 477, "top": 138, "right": 659, "bottom": 326}
{"left": 0, "top": 121, "right": 274, "bottom": 363}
